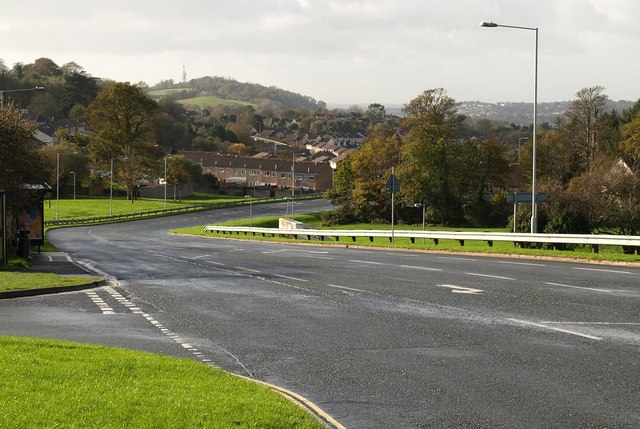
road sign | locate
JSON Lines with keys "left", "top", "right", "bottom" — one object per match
{"left": 386, "top": 174, "right": 400, "bottom": 193}
{"left": 507, "top": 192, "right": 547, "bottom": 203}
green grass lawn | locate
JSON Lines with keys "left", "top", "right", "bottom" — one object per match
{"left": 176, "top": 212, "right": 640, "bottom": 264}
{"left": 0, "top": 272, "right": 99, "bottom": 292}
{"left": 45, "top": 193, "right": 243, "bottom": 220}
{"left": 0, "top": 336, "right": 324, "bottom": 429}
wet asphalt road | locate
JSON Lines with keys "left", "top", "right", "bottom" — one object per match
{"left": 1, "top": 199, "right": 639, "bottom": 428}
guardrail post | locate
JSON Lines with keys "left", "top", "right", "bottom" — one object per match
{"left": 592, "top": 244, "right": 599, "bottom": 254}
{"left": 459, "top": 240, "right": 465, "bottom": 246}
{"left": 487, "top": 241, "right": 493, "bottom": 247}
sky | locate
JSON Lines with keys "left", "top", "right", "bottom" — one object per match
{"left": 1, "top": 0, "right": 638, "bottom": 106}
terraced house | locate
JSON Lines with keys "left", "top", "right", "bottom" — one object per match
{"left": 179, "top": 151, "right": 333, "bottom": 194}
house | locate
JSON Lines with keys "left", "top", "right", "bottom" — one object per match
{"left": 178, "top": 151, "right": 333, "bottom": 193}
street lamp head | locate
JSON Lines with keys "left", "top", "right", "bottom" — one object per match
{"left": 481, "top": 21, "right": 498, "bottom": 27}
{"left": 34, "top": 86, "right": 45, "bottom": 91}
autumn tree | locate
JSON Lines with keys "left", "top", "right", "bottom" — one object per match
{"left": 0, "top": 102, "right": 50, "bottom": 221}
{"left": 85, "top": 82, "right": 160, "bottom": 201}
{"left": 165, "top": 155, "right": 202, "bottom": 201}
{"left": 619, "top": 110, "right": 640, "bottom": 162}
{"left": 324, "top": 130, "right": 401, "bottom": 224}
{"left": 397, "top": 88, "right": 467, "bottom": 225}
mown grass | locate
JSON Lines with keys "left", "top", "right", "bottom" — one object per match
{"left": 175, "top": 212, "right": 640, "bottom": 264}
{"left": 44, "top": 193, "right": 243, "bottom": 220}
{"left": 0, "top": 336, "right": 324, "bottom": 429}
{"left": 0, "top": 272, "right": 99, "bottom": 292}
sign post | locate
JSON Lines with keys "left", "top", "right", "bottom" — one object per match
{"left": 508, "top": 192, "right": 547, "bottom": 233}
{"left": 386, "top": 168, "right": 400, "bottom": 243}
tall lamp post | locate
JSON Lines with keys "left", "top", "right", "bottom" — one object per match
{"left": 164, "top": 156, "right": 168, "bottom": 210}
{"left": 56, "top": 152, "right": 76, "bottom": 220}
{"left": 481, "top": 21, "right": 539, "bottom": 233}
{"left": 109, "top": 158, "right": 114, "bottom": 216}
{"left": 69, "top": 171, "right": 76, "bottom": 200}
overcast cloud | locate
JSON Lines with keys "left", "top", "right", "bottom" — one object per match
{"left": 2, "top": 0, "right": 638, "bottom": 105}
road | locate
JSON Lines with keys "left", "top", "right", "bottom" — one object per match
{"left": 1, "top": 199, "right": 639, "bottom": 428}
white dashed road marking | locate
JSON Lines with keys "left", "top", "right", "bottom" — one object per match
{"left": 85, "top": 287, "right": 218, "bottom": 367}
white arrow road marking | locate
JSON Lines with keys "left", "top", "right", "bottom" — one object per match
{"left": 438, "top": 284, "right": 483, "bottom": 294}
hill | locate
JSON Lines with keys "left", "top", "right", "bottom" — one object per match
{"left": 148, "top": 76, "right": 322, "bottom": 112}
{"left": 456, "top": 100, "right": 635, "bottom": 125}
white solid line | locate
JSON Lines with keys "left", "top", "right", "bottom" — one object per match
{"left": 573, "top": 267, "right": 632, "bottom": 275}
{"left": 508, "top": 318, "right": 602, "bottom": 340}
{"left": 273, "top": 274, "right": 308, "bottom": 282}
{"left": 497, "top": 261, "right": 546, "bottom": 267}
{"left": 438, "top": 284, "right": 483, "bottom": 294}
{"left": 400, "top": 265, "right": 442, "bottom": 272}
{"left": 438, "top": 256, "right": 477, "bottom": 261}
{"left": 349, "top": 260, "right": 384, "bottom": 265}
{"left": 234, "top": 266, "right": 261, "bottom": 273}
{"left": 466, "top": 272, "right": 514, "bottom": 280}
{"left": 326, "top": 284, "right": 368, "bottom": 294}
{"left": 545, "top": 282, "right": 612, "bottom": 293}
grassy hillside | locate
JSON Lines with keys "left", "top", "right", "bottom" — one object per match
{"left": 177, "top": 95, "right": 257, "bottom": 109}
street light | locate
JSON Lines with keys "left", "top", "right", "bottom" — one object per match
{"left": 164, "top": 156, "right": 168, "bottom": 210}
{"left": 109, "top": 158, "right": 114, "bottom": 216}
{"left": 56, "top": 152, "right": 76, "bottom": 220}
{"left": 69, "top": 171, "right": 76, "bottom": 200}
{"left": 244, "top": 195, "right": 253, "bottom": 227}
{"left": 414, "top": 203, "right": 426, "bottom": 244}
{"left": 0, "top": 86, "right": 45, "bottom": 109}
{"left": 481, "top": 21, "right": 539, "bottom": 233}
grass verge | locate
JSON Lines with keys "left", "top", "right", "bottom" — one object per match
{"left": 45, "top": 193, "right": 244, "bottom": 220}
{"left": 174, "top": 212, "right": 640, "bottom": 264}
{"left": 0, "top": 336, "right": 324, "bottom": 429}
{"left": 0, "top": 272, "right": 99, "bottom": 292}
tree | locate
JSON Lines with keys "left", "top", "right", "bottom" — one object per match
{"left": 398, "top": 88, "right": 467, "bottom": 225}
{"left": 364, "top": 103, "right": 385, "bottom": 132}
{"left": 39, "top": 141, "right": 89, "bottom": 198}
{"left": 61, "top": 70, "right": 99, "bottom": 116}
{"left": 619, "top": 110, "right": 640, "bottom": 162}
{"left": 85, "top": 82, "right": 160, "bottom": 201}
{"left": 166, "top": 155, "right": 202, "bottom": 201}
{"left": 325, "top": 130, "right": 401, "bottom": 224}
{"left": 563, "top": 86, "right": 608, "bottom": 171}
{"left": 565, "top": 155, "right": 640, "bottom": 237}
{"left": 0, "top": 102, "right": 50, "bottom": 221}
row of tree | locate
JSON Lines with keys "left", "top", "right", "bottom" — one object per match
{"left": 325, "top": 87, "right": 640, "bottom": 242}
